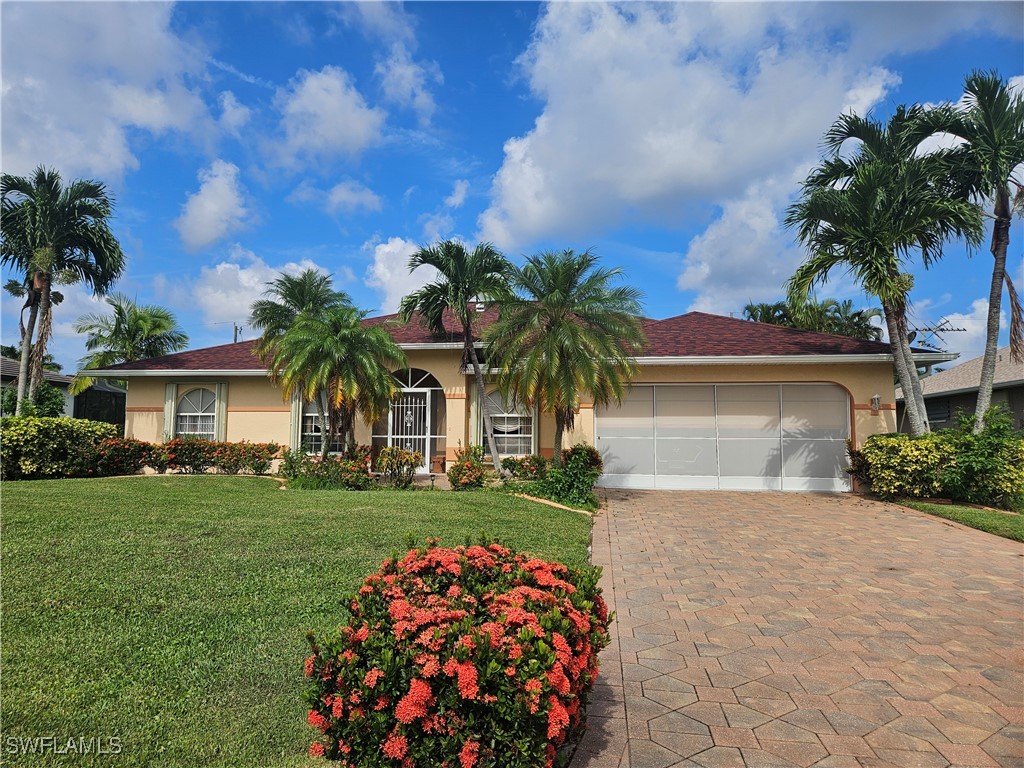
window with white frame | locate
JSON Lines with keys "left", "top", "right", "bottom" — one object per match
{"left": 301, "top": 404, "right": 344, "bottom": 454}
{"left": 175, "top": 388, "right": 216, "bottom": 440}
{"left": 483, "top": 389, "right": 533, "bottom": 456}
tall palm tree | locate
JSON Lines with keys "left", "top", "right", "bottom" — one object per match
{"left": 921, "top": 71, "right": 1024, "bottom": 431}
{"left": 786, "top": 108, "right": 983, "bottom": 435}
{"left": 268, "top": 305, "right": 406, "bottom": 456}
{"left": 484, "top": 249, "right": 645, "bottom": 465}
{"left": 71, "top": 293, "right": 189, "bottom": 393}
{"left": 1, "top": 167, "right": 125, "bottom": 408}
{"left": 3, "top": 275, "right": 63, "bottom": 412}
{"left": 249, "top": 268, "right": 349, "bottom": 362}
{"left": 399, "top": 240, "right": 511, "bottom": 473}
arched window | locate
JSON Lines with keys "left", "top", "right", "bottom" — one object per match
{"left": 175, "top": 388, "right": 216, "bottom": 440}
{"left": 483, "top": 388, "right": 533, "bottom": 457}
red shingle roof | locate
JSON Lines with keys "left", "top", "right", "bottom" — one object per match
{"left": 97, "top": 309, "right": 898, "bottom": 373}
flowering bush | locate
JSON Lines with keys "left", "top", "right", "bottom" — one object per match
{"left": 559, "top": 444, "right": 603, "bottom": 474}
{"left": 164, "top": 436, "right": 217, "bottom": 474}
{"left": 280, "top": 448, "right": 375, "bottom": 490}
{"left": 376, "top": 446, "right": 423, "bottom": 489}
{"left": 304, "top": 540, "right": 611, "bottom": 766}
{"left": 210, "top": 440, "right": 281, "bottom": 475}
{"left": 501, "top": 454, "right": 548, "bottom": 481}
{"left": 95, "top": 437, "right": 154, "bottom": 476}
{"left": 447, "top": 445, "right": 486, "bottom": 490}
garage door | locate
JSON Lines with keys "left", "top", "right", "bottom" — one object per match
{"left": 596, "top": 384, "right": 850, "bottom": 492}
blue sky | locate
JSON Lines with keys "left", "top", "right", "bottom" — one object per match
{"left": 2, "top": 1, "right": 1021, "bottom": 372}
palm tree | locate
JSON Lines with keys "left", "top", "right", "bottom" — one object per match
{"left": 3, "top": 275, "right": 63, "bottom": 412}
{"left": 399, "top": 240, "right": 511, "bottom": 473}
{"left": 71, "top": 293, "right": 189, "bottom": 393}
{"left": 249, "top": 269, "right": 349, "bottom": 362}
{"left": 921, "top": 71, "right": 1024, "bottom": 431}
{"left": 742, "top": 296, "right": 883, "bottom": 341}
{"left": 1, "top": 167, "right": 125, "bottom": 408}
{"left": 484, "top": 249, "right": 645, "bottom": 465}
{"left": 268, "top": 305, "right": 406, "bottom": 456}
{"left": 786, "top": 108, "right": 983, "bottom": 436}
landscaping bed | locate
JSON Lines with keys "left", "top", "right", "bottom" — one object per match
{"left": 1, "top": 476, "right": 593, "bottom": 767}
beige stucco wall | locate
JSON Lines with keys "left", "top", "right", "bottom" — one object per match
{"left": 123, "top": 359, "right": 896, "bottom": 458}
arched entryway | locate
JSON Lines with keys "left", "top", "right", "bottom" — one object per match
{"left": 371, "top": 369, "right": 447, "bottom": 472}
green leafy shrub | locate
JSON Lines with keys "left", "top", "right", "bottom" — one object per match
{"left": 280, "top": 449, "right": 375, "bottom": 490}
{"left": 210, "top": 441, "right": 281, "bottom": 475}
{"left": 0, "top": 417, "right": 118, "bottom": 479}
{"left": 937, "top": 409, "right": 1024, "bottom": 509}
{"left": 533, "top": 445, "right": 602, "bottom": 510}
{"left": 376, "top": 446, "right": 422, "bottom": 489}
{"left": 502, "top": 454, "right": 549, "bottom": 481}
{"left": 304, "top": 539, "right": 611, "bottom": 766}
{"left": 447, "top": 444, "right": 486, "bottom": 490}
{"left": 1, "top": 381, "right": 68, "bottom": 418}
{"left": 164, "top": 436, "right": 217, "bottom": 474}
{"left": 858, "top": 432, "right": 953, "bottom": 499}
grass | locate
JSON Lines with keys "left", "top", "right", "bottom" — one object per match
{"left": 900, "top": 499, "right": 1024, "bottom": 542}
{"left": 1, "top": 476, "right": 594, "bottom": 767}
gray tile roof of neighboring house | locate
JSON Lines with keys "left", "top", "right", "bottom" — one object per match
{"left": 0, "top": 356, "right": 74, "bottom": 386}
{"left": 896, "top": 346, "right": 1023, "bottom": 401}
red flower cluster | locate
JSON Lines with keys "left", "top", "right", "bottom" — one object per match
{"left": 304, "top": 540, "right": 611, "bottom": 767}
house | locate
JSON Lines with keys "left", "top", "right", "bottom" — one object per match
{"left": 896, "top": 346, "right": 1023, "bottom": 431}
{"left": 86, "top": 309, "right": 953, "bottom": 492}
{"left": 1, "top": 355, "right": 128, "bottom": 424}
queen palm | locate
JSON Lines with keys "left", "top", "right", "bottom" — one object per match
{"left": 268, "top": 305, "right": 406, "bottom": 456}
{"left": 921, "top": 71, "right": 1024, "bottom": 431}
{"left": 484, "top": 249, "right": 645, "bottom": 465}
{"left": 1, "top": 167, "right": 124, "bottom": 408}
{"left": 71, "top": 293, "right": 189, "bottom": 393}
{"left": 399, "top": 240, "right": 511, "bottom": 473}
{"left": 787, "top": 108, "right": 982, "bottom": 435}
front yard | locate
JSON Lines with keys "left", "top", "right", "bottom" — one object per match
{"left": 1, "top": 477, "right": 593, "bottom": 767}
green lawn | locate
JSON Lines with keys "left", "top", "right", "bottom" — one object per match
{"left": 901, "top": 499, "right": 1024, "bottom": 542}
{"left": 1, "top": 477, "right": 593, "bottom": 767}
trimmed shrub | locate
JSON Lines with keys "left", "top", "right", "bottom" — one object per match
{"left": 448, "top": 445, "right": 486, "bottom": 490}
{"left": 857, "top": 432, "right": 953, "bottom": 499}
{"left": 376, "top": 446, "right": 422, "bottom": 489}
{"left": 211, "top": 441, "right": 281, "bottom": 475}
{"left": 534, "top": 445, "right": 602, "bottom": 511}
{"left": 164, "top": 436, "right": 217, "bottom": 474}
{"left": 937, "top": 409, "right": 1024, "bottom": 509}
{"left": 280, "top": 449, "right": 375, "bottom": 490}
{"left": 559, "top": 444, "right": 603, "bottom": 474}
{"left": 502, "top": 454, "right": 548, "bottom": 481}
{"left": 0, "top": 417, "right": 118, "bottom": 479}
{"left": 0, "top": 381, "right": 67, "bottom": 418}
{"left": 304, "top": 540, "right": 611, "bottom": 766}
{"left": 95, "top": 437, "right": 153, "bottom": 476}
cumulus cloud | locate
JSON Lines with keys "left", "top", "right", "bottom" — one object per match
{"left": 375, "top": 44, "right": 442, "bottom": 125}
{"left": 444, "top": 179, "right": 469, "bottom": 209}
{"left": 935, "top": 298, "right": 1005, "bottom": 362}
{"left": 273, "top": 66, "right": 385, "bottom": 168}
{"left": 156, "top": 244, "right": 327, "bottom": 326}
{"left": 175, "top": 161, "right": 250, "bottom": 252}
{"left": 1, "top": 2, "right": 210, "bottom": 179}
{"left": 364, "top": 236, "right": 437, "bottom": 313}
{"left": 218, "top": 91, "right": 251, "bottom": 136}
{"left": 287, "top": 179, "right": 383, "bottom": 215}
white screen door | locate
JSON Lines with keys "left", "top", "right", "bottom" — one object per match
{"left": 390, "top": 389, "right": 429, "bottom": 471}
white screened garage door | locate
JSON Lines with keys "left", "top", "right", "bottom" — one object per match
{"left": 596, "top": 384, "right": 851, "bottom": 492}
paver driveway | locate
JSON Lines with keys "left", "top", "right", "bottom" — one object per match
{"left": 573, "top": 491, "right": 1023, "bottom": 768}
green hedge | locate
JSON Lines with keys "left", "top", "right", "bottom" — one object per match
{"left": 0, "top": 417, "right": 118, "bottom": 479}
{"left": 850, "top": 408, "right": 1024, "bottom": 510}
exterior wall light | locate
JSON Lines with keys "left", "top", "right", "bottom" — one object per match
{"left": 870, "top": 394, "right": 881, "bottom": 412}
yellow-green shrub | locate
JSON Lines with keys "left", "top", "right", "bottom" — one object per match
{"left": 0, "top": 417, "right": 118, "bottom": 480}
{"left": 859, "top": 432, "right": 955, "bottom": 499}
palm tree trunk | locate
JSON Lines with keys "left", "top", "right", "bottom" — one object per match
{"left": 16, "top": 296, "right": 39, "bottom": 415}
{"left": 974, "top": 187, "right": 1011, "bottom": 433}
{"left": 465, "top": 334, "right": 503, "bottom": 474}
{"left": 885, "top": 307, "right": 926, "bottom": 436}
{"left": 553, "top": 413, "right": 566, "bottom": 467}
{"left": 29, "top": 273, "right": 53, "bottom": 402}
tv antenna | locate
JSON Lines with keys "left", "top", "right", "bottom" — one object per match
{"left": 908, "top": 318, "right": 966, "bottom": 352}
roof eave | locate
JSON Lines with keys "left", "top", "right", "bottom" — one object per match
{"left": 84, "top": 369, "right": 269, "bottom": 378}
{"left": 632, "top": 352, "right": 956, "bottom": 365}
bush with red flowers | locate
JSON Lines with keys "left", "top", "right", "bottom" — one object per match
{"left": 304, "top": 540, "right": 611, "bottom": 767}
{"left": 95, "top": 437, "right": 156, "bottom": 476}
{"left": 447, "top": 444, "right": 486, "bottom": 490}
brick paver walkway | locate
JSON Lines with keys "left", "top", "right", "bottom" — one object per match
{"left": 574, "top": 491, "right": 1024, "bottom": 768}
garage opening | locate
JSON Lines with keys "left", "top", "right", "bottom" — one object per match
{"left": 596, "top": 383, "right": 850, "bottom": 491}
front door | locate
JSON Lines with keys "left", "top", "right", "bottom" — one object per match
{"left": 389, "top": 389, "right": 429, "bottom": 471}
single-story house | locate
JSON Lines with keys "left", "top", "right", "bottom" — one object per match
{"left": 87, "top": 308, "right": 953, "bottom": 492}
{"left": 896, "top": 346, "right": 1023, "bottom": 431}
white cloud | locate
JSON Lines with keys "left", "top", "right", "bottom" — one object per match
{"left": 287, "top": 179, "right": 382, "bottom": 215}
{"left": 1, "top": 2, "right": 210, "bottom": 179}
{"left": 936, "top": 298, "right": 1004, "bottom": 362}
{"left": 272, "top": 66, "right": 385, "bottom": 169}
{"left": 375, "top": 43, "right": 441, "bottom": 125}
{"left": 364, "top": 236, "right": 437, "bottom": 313}
{"left": 175, "top": 161, "right": 250, "bottom": 252}
{"left": 421, "top": 212, "right": 454, "bottom": 243}
{"left": 218, "top": 91, "right": 251, "bottom": 136}
{"left": 444, "top": 179, "right": 469, "bottom": 209}
{"left": 334, "top": 2, "right": 416, "bottom": 47}
{"left": 156, "top": 244, "right": 327, "bottom": 326}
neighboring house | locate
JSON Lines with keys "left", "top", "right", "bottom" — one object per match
{"left": 0, "top": 354, "right": 128, "bottom": 424}
{"left": 87, "top": 309, "right": 952, "bottom": 492}
{"left": 896, "top": 346, "right": 1023, "bottom": 431}
{"left": 0, "top": 355, "right": 74, "bottom": 416}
